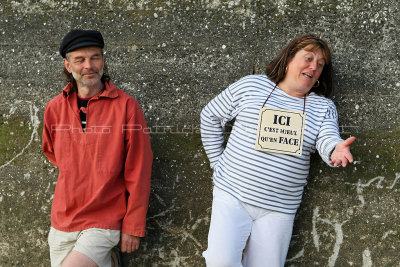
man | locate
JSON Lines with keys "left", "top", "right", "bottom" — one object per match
{"left": 42, "top": 29, "right": 153, "bottom": 267}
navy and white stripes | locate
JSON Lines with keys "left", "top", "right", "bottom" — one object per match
{"left": 200, "top": 75, "right": 343, "bottom": 214}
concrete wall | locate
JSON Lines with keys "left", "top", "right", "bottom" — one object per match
{"left": 0, "top": 0, "right": 399, "bottom": 266}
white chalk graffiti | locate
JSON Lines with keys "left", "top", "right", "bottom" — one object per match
{"left": 299, "top": 173, "right": 400, "bottom": 266}
{"left": 0, "top": 101, "right": 40, "bottom": 169}
{"left": 362, "top": 249, "right": 373, "bottom": 267}
{"left": 286, "top": 248, "right": 304, "bottom": 262}
{"left": 387, "top": 173, "right": 400, "bottom": 190}
{"left": 312, "top": 207, "right": 347, "bottom": 267}
{"left": 351, "top": 174, "right": 400, "bottom": 207}
{"left": 145, "top": 193, "right": 211, "bottom": 266}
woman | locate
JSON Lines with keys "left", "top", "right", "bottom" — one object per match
{"left": 200, "top": 34, "right": 355, "bottom": 267}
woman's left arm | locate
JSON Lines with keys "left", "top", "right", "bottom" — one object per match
{"left": 315, "top": 100, "right": 355, "bottom": 167}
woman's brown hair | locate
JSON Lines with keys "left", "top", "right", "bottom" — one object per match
{"left": 266, "top": 34, "right": 334, "bottom": 98}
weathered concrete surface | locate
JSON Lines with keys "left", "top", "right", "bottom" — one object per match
{"left": 0, "top": 0, "right": 399, "bottom": 266}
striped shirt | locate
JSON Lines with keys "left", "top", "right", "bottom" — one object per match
{"left": 200, "top": 75, "right": 343, "bottom": 214}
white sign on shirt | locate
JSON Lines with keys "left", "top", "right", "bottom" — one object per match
{"left": 255, "top": 107, "right": 306, "bottom": 156}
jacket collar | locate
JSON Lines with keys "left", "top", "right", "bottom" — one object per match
{"left": 62, "top": 81, "right": 119, "bottom": 99}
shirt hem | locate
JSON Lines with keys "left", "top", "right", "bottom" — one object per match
{"left": 51, "top": 223, "right": 121, "bottom": 233}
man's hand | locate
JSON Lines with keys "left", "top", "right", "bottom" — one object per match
{"left": 329, "top": 136, "right": 356, "bottom": 167}
{"left": 120, "top": 233, "right": 140, "bottom": 253}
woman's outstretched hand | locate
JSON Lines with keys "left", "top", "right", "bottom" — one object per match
{"left": 329, "top": 136, "right": 356, "bottom": 167}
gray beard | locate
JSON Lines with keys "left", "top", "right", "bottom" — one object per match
{"left": 72, "top": 68, "right": 104, "bottom": 87}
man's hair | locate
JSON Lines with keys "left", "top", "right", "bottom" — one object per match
{"left": 62, "top": 51, "right": 110, "bottom": 91}
{"left": 265, "top": 34, "right": 334, "bottom": 98}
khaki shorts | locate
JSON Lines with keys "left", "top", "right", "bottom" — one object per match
{"left": 48, "top": 227, "right": 120, "bottom": 267}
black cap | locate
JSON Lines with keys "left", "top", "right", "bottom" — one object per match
{"left": 59, "top": 29, "right": 104, "bottom": 58}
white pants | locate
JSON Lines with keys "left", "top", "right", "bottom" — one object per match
{"left": 203, "top": 187, "right": 295, "bottom": 267}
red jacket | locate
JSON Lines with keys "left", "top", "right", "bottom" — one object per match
{"left": 42, "top": 81, "right": 153, "bottom": 237}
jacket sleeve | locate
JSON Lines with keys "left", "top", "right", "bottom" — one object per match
{"left": 42, "top": 104, "right": 58, "bottom": 167}
{"left": 315, "top": 100, "right": 344, "bottom": 166}
{"left": 200, "top": 83, "right": 236, "bottom": 169}
{"left": 121, "top": 102, "right": 153, "bottom": 237}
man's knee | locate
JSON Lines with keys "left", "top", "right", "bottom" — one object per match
{"left": 61, "top": 251, "right": 98, "bottom": 267}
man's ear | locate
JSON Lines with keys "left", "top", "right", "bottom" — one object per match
{"left": 64, "top": 58, "right": 72, "bottom": 73}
